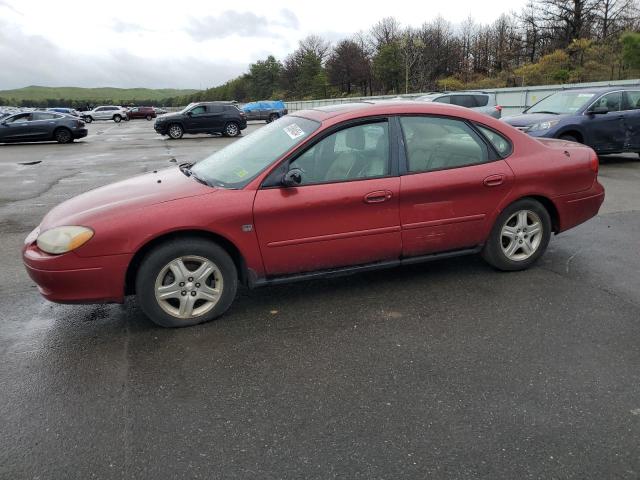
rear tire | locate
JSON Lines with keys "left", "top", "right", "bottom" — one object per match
{"left": 168, "top": 123, "right": 183, "bottom": 139}
{"left": 113, "top": 114, "right": 122, "bottom": 123}
{"left": 268, "top": 113, "right": 279, "bottom": 123}
{"left": 146, "top": 115, "right": 153, "bottom": 121}
{"left": 54, "top": 128, "right": 73, "bottom": 144}
{"left": 482, "top": 198, "right": 551, "bottom": 271}
{"left": 136, "top": 238, "right": 238, "bottom": 328}
{"left": 223, "top": 122, "right": 240, "bottom": 137}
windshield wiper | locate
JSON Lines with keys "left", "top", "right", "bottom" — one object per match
{"left": 178, "top": 162, "right": 212, "bottom": 186}
{"left": 178, "top": 162, "right": 193, "bottom": 177}
{"left": 530, "top": 110, "right": 559, "bottom": 115}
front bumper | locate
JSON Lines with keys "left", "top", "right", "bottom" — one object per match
{"left": 154, "top": 124, "right": 167, "bottom": 135}
{"left": 23, "top": 243, "right": 131, "bottom": 304}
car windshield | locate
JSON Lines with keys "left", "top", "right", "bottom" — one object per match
{"left": 527, "top": 91, "right": 597, "bottom": 115}
{"left": 190, "top": 116, "right": 320, "bottom": 189}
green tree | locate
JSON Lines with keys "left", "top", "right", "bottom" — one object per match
{"left": 373, "top": 42, "right": 402, "bottom": 93}
{"left": 247, "top": 55, "right": 282, "bottom": 99}
{"left": 621, "top": 31, "right": 640, "bottom": 69}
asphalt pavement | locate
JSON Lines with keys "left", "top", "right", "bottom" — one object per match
{"left": 0, "top": 120, "right": 639, "bottom": 479}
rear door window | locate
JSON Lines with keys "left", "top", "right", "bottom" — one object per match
{"left": 450, "top": 95, "right": 478, "bottom": 108}
{"left": 400, "top": 116, "right": 489, "bottom": 172}
{"left": 208, "top": 105, "right": 224, "bottom": 114}
{"left": 474, "top": 95, "right": 489, "bottom": 107}
{"left": 622, "top": 91, "right": 640, "bottom": 110}
{"left": 33, "top": 112, "right": 59, "bottom": 120}
{"left": 432, "top": 96, "right": 451, "bottom": 104}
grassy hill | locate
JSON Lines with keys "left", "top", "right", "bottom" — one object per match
{"left": 0, "top": 85, "right": 198, "bottom": 105}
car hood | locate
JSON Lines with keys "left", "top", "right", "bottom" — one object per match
{"left": 503, "top": 113, "right": 571, "bottom": 127}
{"left": 40, "top": 167, "right": 215, "bottom": 229}
{"left": 156, "top": 112, "right": 182, "bottom": 122}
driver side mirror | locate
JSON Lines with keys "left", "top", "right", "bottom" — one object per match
{"left": 281, "top": 168, "right": 303, "bottom": 187}
{"left": 186, "top": 111, "right": 193, "bottom": 117}
{"left": 589, "top": 106, "right": 609, "bottom": 115}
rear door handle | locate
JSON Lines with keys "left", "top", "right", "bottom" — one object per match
{"left": 364, "top": 190, "right": 393, "bottom": 204}
{"left": 483, "top": 174, "right": 505, "bottom": 187}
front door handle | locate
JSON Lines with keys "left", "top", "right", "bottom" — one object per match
{"left": 364, "top": 190, "right": 393, "bottom": 204}
{"left": 483, "top": 174, "right": 505, "bottom": 187}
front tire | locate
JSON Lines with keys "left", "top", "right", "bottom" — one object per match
{"left": 559, "top": 133, "right": 579, "bottom": 143}
{"left": 223, "top": 122, "right": 240, "bottom": 137}
{"left": 168, "top": 123, "right": 183, "bottom": 139}
{"left": 84, "top": 116, "right": 93, "bottom": 123}
{"left": 136, "top": 239, "right": 238, "bottom": 328}
{"left": 482, "top": 198, "right": 551, "bottom": 271}
{"left": 113, "top": 114, "right": 122, "bottom": 123}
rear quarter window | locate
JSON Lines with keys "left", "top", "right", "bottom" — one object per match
{"left": 475, "top": 124, "right": 513, "bottom": 157}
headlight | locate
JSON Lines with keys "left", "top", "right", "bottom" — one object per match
{"left": 529, "top": 120, "right": 560, "bottom": 131}
{"left": 36, "top": 226, "right": 94, "bottom": 255}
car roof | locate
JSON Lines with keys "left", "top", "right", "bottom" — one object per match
{"left": 291, "top": 100, "right": 494, "bottom": 123}
{"left": 553, "top": 86, "right": 637, "bottom": 94}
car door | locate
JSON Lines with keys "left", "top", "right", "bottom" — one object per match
{"left": 621, "top": 90, "right": 640, "bottom": 151}
{"left": 583, "top": 92, "right": 626, "bottom": 153}
{"left": 29, "top": 112, "right": 58, "bottom": 139}
{"left": 183, "top": 105, "right": 209, "bottom": 132}
{"left": 253, "top": 119, "right": 401, "bottom": 276}
{"left": 398, "top": 115, "right": 515, "bottom": 257}
{"left": 0, "top": 113, "right": 36, "bottom": 141}
{"left": 94, "top": 107, "right": 107, "bottom": 120}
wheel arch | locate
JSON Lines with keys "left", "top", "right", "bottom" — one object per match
{"left": 515, "top": 195, "right": 561, "bottom": 233}
{"left": 124, "top": 229, "right": 248, "bottom": 295}
{"left": 53, "top": 125, "right": 71, "bottom": 137}
{"left": 556, "top": 128, "right": 584, "bottom": 143}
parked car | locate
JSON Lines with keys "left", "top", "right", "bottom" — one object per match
{"left": 417, "top": 91, "right": 502, "bottom": 118}
{"left": 154, "top": 102, "right": 247, "bottom": 139}
{"left": 153, "top": 107, "right": 168, "bottom": 115}
{"left": 502, "top": 87, "right": 640, "bottom": 155}
{"left": 81, "top": 105, "right": 129, "bottom": 123}
{"left": 127, "top": 106, "right": 156, "bottom": 120}
{"left": 241, "top": 100, "right": 288, "bottom": 122}
{"left": 48, "top": 107, "right": 82, "bottom": 118}
{"left": 23, "top": 101, "right": 604, "bottom": 328}
{"left": 0, "top": 111, "right": 87, "bottom": 144}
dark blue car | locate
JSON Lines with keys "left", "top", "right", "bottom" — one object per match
{"left": 503, "top": 87, "right": 640, "bottom": 155}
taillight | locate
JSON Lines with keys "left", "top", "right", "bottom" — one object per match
{"left": 495, "top": 105, "right": 502, "bottom": 111}
{"left": 589, "top": 151, "right": 599, "bottom": 175}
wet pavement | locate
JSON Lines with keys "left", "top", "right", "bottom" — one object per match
{"left": 1, "top": 120, "right": 639, "bottom": 479}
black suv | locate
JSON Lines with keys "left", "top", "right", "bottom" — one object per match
{"left": 154, "top": 102, "right": 247, "bottom": 139}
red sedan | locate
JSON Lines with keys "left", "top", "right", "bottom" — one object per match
{"left": 23, "top": 102, "right": 604, "bottom": 327}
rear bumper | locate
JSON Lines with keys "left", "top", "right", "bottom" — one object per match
{"left": 554, "top": 181, "right": 605, "bottom": 232}
{"left": 23, "top": 243, "right": 131, "bottom": 304}
{"left": 73, "top": 128, "right": 88, "bottom": 139}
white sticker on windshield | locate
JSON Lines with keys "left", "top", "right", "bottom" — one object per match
{"left": 283, "top": 123, "right": 305, "bottom": 139}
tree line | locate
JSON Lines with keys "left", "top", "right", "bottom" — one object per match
{"left": 175, "top": 0, "right": 640, "bottom": 106}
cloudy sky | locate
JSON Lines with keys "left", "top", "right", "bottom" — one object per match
{"left": 0, "top": 0, "right": 527, "bottom": 91}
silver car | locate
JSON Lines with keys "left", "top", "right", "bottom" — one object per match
{"left": 81, "top": 105, "right": 129, "bottom": 123}
{"left": 417, "top": 91, "right": 502, "bottom": 118}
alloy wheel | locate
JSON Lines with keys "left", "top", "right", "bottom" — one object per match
{"left": 500, "top": 210, "right": 543, "bottom": 261}
{"left": 154, "top": 255, "right": 223, "bottom": 319}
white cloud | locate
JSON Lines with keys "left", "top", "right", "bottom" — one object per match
{"left": 0, "top": 0, "right": 527, "bottom": 90}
